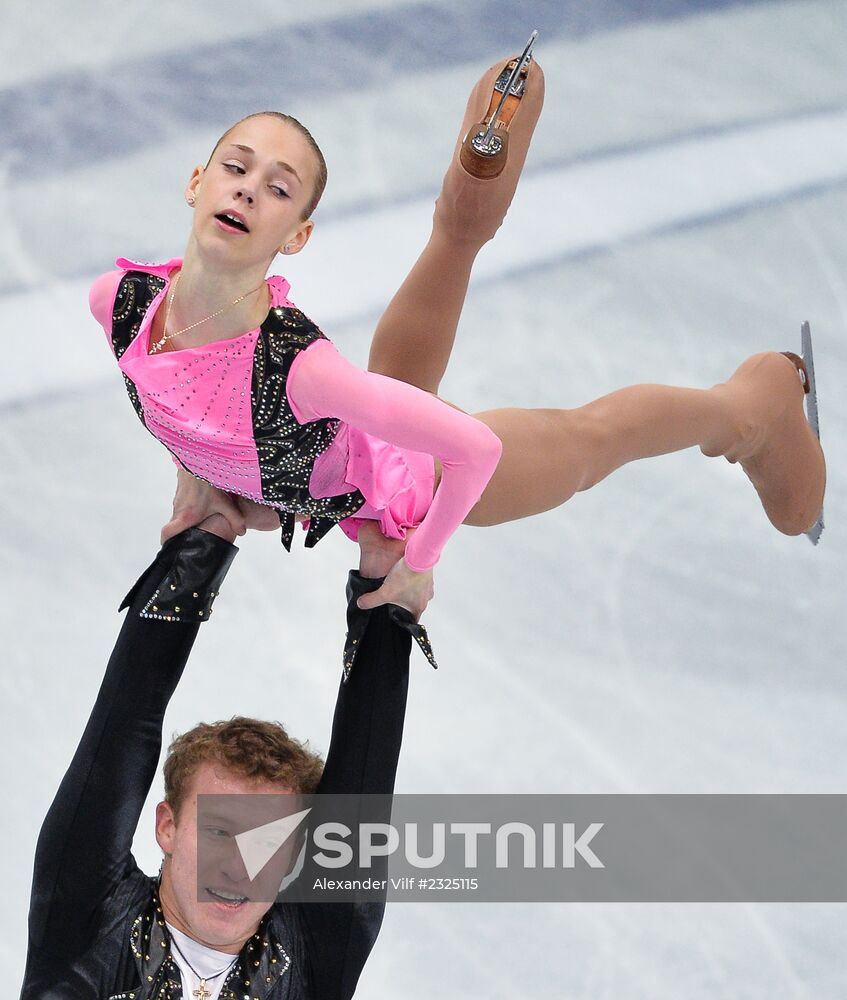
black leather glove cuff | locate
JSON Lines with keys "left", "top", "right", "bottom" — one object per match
{"left": 118, "top": 527, "right": 239, "bottom": 623}
{"left": 343, "top": 570, "right": 438, "bottom": 679}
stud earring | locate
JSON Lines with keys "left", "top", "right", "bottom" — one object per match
{"left": 187, "top": 196, "right": 195, "bottom": 206}
{"left": 284, "top": 243, "right": 293, "bottom": 253}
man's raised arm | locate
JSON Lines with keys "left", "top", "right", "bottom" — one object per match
{"left": 22, "top": 527, "right": 237, "bottom": 992}
{"left": 293, "top": 562, "right": 414, "bottom": 1000}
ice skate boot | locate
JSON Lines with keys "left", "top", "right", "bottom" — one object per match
{"left": 708, "top": 334, "right": 825, "bottom": 540}
{"left": 435, "top": 35, "right": 545, "bottom": 246}
{"left": 460, "top": 30, "right": 538, "bottom": 179}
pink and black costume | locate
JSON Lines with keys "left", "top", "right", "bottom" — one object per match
{"left": 90, "top": 259, "right": 502, "bottom": 573}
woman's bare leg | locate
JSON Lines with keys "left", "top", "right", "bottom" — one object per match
{"left": 368, "top": 58, "right": 544, "bottom": 394}
{"left": 466, "top": 353, "right": 825, "bottom": 536}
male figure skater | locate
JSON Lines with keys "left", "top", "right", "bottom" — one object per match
{"left": 20, "top": 520, "right": 413, "bottom": 999}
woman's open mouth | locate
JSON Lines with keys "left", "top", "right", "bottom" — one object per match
{"left": 214, "top": 213, "right": 250, "bottom": 234}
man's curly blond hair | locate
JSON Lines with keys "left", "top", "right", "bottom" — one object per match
{"left": 163, "top": 716, "right": 324, "bottom": 819}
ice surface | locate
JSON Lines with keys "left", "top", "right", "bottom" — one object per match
{"left": 2, "top": 1, "right": 846, "bottom": 996}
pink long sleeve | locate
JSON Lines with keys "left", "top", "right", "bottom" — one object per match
{"left": 288, "top": 339, "right": 502, "bottom": 571}
{"left": 89, "top": 270, "right": 124, "bottom": 345}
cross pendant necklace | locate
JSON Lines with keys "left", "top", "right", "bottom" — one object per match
{"left": 168, "top": 932, "right": 237, "bottom": 1000}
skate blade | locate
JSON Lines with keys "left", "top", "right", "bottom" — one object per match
{"left": 493, "top": 29, "right": 538, "bottom": 102}
{"left": 800, "top": 321, "right": 824, "bottom": 545}
{"left": 468, "top": 29, "right": 539, "bottom": 158}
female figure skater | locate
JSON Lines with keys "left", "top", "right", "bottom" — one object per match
{"left": 90, "top": 51, "right": 825, "bottom": 623}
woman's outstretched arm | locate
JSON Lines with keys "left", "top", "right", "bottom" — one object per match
{"left": 288, "top": 338, "right": 503, "bottom": 572}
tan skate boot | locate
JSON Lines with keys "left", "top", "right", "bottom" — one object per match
{"left": 706, "top": 352, "right": 825, "bottom": 537}
{"left": 460, "top": 31, "right": 539, "bottom": 179}
{"left": 433, "top": 40, "right": 545, "bottom": 247}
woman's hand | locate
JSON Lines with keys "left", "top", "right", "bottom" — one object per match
{"left": 356, "top": 557, "right": 434, "bottom": 620}
{"left": 160, "top": 468, "right": 248, "bottom": 544}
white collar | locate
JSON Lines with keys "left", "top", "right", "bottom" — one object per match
{"left": 165, "top": 921, "right": 239, "bottom": 981}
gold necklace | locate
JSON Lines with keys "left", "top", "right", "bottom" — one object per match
{"left": 149, "top": 272, "right": 265, "bottom": 354}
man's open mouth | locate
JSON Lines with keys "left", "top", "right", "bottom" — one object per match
{"left": 214, "top": 213, "right": 250, "bottom": 233}
{"left": 206, "top": 887, "right": 249, "bottom": 907}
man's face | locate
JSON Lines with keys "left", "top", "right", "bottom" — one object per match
{"left": 156, "top": 761, "right": 304, "bottom": 953}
